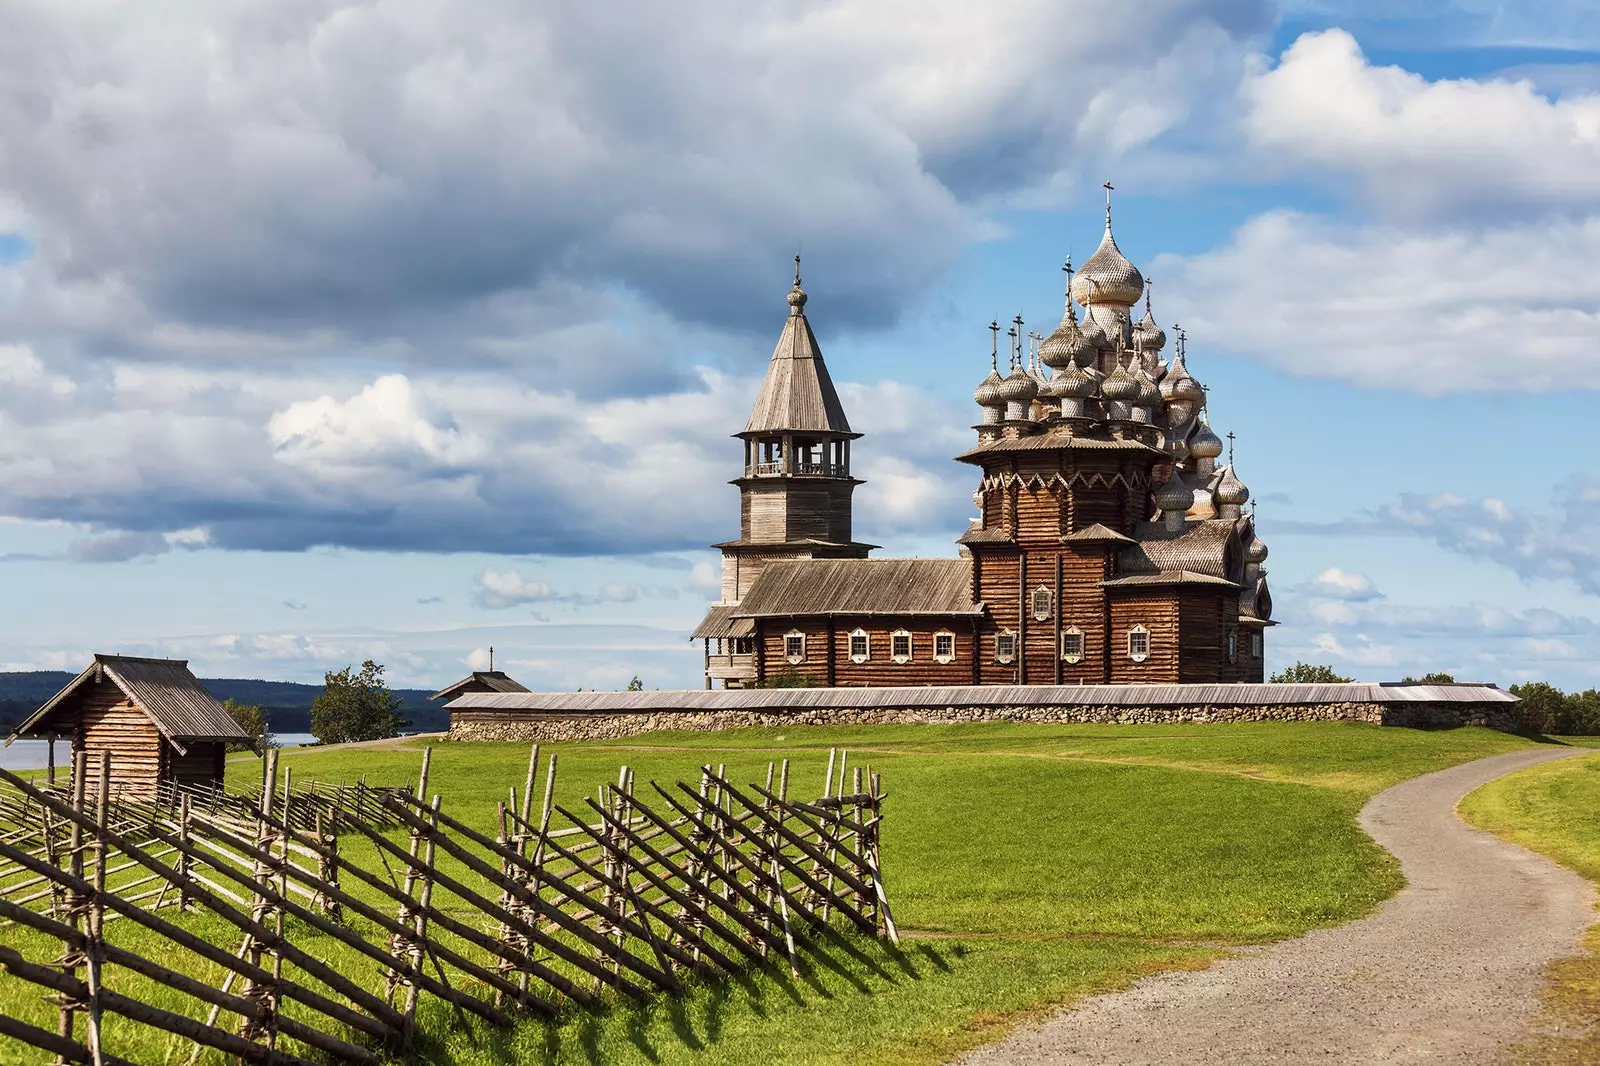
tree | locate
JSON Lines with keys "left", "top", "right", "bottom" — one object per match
{"left": 1268, "top": 662, "right": 1353, "bottom": 684}
{"left": 1400, "top": 672, "right": 1456, "bottom": 684}
{"left": 1507, "top": 682, "right": 1564, "bottom": 735}
{"left": 310, "top": 660, "right": 410, "bottom": 745}
{"left": 222, "top": 698, "right": 274, "bottom": 752}
{"left": 627, "top": 676, "right": 644, "bottom": 692}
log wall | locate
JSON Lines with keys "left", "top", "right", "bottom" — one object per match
{"left": 74, "top": 683, "right": 164, "bottom": 800}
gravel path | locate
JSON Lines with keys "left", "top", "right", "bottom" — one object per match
{"left": 955, "top": 747, "right": 1597, "bottom": 1065}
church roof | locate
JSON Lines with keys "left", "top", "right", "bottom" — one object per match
{"left": 741, "top": 271, "right": 855, "bottom": 437}
{"left": 1120, "top": 519, "right": 1238, "bottom": 580}
{"left": 734, "top": 558, "right": 980, "bottom": 617}
{"left": 690, "top": 606, "right": 757, "bottom": 639}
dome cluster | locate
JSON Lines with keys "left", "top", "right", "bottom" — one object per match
{"left": 968, "top": 183, "right": 1265, "bottom": 606}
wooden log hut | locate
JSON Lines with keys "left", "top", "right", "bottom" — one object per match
{"left": 3, "top": 655, "right": 252, "bottom": 799}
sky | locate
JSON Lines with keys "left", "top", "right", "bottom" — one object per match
{"left": 1, "top": 0, "right": 1598, "bottom": 691}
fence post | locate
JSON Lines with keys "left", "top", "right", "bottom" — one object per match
{"left": 51, "top": 749, "right": 88, "bottom": 1066}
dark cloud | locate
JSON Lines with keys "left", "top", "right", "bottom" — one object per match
{"left": 66, "top": 531, "right": 171, "bottom": 563}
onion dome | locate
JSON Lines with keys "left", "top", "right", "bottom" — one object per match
{"left": 1189, "top": 418, "right": 1223, "bottom": 460}
{"left": 974, "top": 369, "right": 1005, "bottom": 409}
{"left": 997, "top": 365, "right": 1038, "bottom": 406}
{"left": 1217, "top": 465, "right": 1250, "bottom": 507}
{"left": 1133, "top": 364, "right": 1160, "bottom": 407}
{"left": 1154, "top": 467, "right": 1193, "bottom": 513}
{"left": 1049, "top": 363, "right": 1099, "bottom": 399}
{"left": 1159, "top": 354, "right": 1205, "bottom": 404}
{"left": 1040, "top": 305, "right": 1092, "bottom": 370}
{"left": 1100, "top": 359, "right": 1140, "bottom": 402}
{"left": 1070, "top": 224, "right": 1144, "bottom": 308}
{"left": 1133, "top": 293, "right": 1167, "bottom": 354}
{"left": 1245, "top": 535, "right": 1269, "bottom": 565}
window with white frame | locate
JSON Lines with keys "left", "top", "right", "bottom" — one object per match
{"left": 891, "top": 629, "right": 913, "bottom": 663}
{"left": 934, "top": 631, "right": 956, "bottom": 664}
{"left": 1226, "top": 628, "right": 1239, "bottom": 664}
{"left": 1251, "top": 633, "right": 1263, "bottom": 659}
{"left": 1031, "top": 585, "right": 1054, "bottom": 622}
{"left": 1060, "top": 627, "right": 1084, "bottom": 664}
{"left": 784, "top": 630, "right": 806, "bottom": 664}
{"left": 848, "top": 628, "right": 870, "bottom": 664}
{"left": 995, "top": 631, "right": 1017, "bottom": 664}
{"left": 1127, "top": 625, "right": 1150, "bottom": 663}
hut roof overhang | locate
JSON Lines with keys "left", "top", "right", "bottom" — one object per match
{"left": 429, "top": 671, "right": 531, "bottom": 702}
{"left": 5, "top": 655, "right": 252, "bottom": 753}
{"left": 690, "top": 606, "right": 757, "bottom": 640}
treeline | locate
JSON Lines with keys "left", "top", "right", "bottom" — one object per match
{"left": 1502, "top": 683, "right": 1600, "bottom": 737}
{"left": 0, "top": 669, "right": 446, "bottom": 735}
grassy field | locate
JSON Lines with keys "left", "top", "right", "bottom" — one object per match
{"left": 0, "top": 722, "right": 1542, "bottom": 1065}
{"left": 1459, "top": 749, "right": 1600, "bottom": 1065}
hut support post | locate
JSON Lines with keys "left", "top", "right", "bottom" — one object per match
{"left": 53, "top": 748, "right": 89, "bottom": 1066}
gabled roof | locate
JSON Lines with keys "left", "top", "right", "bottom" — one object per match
{"left": 1099, "top": 570, "right": 1241, "bottom": 589}
{"left": 733, "top": 558, "right": 981, "bottom": 617}
{"left": 6, "top": 655, "right": 251, "bottom": 749}
{"left": 430, "top": 671, "right": 531, "bottom": 702}
{"left": 1063, "top": 524, "right": 1136, "bottom": 544}
{"left": 741, "top": 293, "right": 855, "bottom": 437}
{"left": 1120, "top": 519, "right": 1238, "bottom": 580}
{"left": 690, "top": 606, "right": 757, "bottom": 640}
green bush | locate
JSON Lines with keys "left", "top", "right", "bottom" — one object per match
{"left": 309, "top": 660, "right": 410, "bottom": 744}
{"left": 1268, "top": 662, "right": 1353, "bottom": 684}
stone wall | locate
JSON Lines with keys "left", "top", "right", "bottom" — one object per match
{"left": 449, "top": 698, "right": 1516, "bottom": 743}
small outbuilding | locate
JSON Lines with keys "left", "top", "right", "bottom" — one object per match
{"left": 430, "top": 670, "right": 530, "bottom": 702}
{"left": 3, "top": 654, "right": 252, "bottom": 799}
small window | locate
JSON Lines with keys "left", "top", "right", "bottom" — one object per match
{"left": 995, "top": 631, "right": 1017, "bottom": 664}
{"left": 1251, "top": 633, "right": 1263, "bottom": 659}
{"left": 848, "top": 629, "right": 870, "bottom": 664}
{"left": 785, "top": 630, "right": 806, "bottom": 665}
{"left": 1031, "top": 586, "right": 1054, "bottom": 622}
{"left": 934, "top": 631, "right": 956, "bottom": 664}
{"left": 891, "top": 630, "right": 913, "bottom": 663}
{"left": 1060, "top": 627, "right": 1084, "bottom": 664}
{"left": 1127, "top": 625, "right": 1150, "bottom": 663}
{"left": 1226, "top": 628, "right": 1239, "bottom": 664}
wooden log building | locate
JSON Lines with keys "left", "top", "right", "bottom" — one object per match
{"left": 694, "top": 198, "right": 1275, "bottom": 688}
{"left": 2, "top": 654, "right": 252, "bottom": 798}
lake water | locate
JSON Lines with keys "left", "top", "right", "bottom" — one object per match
{"left": 0, "top": 733, "right": 325, "bottom": 771}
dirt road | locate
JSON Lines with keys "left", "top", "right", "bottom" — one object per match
{"left": 956, "top": 747, "right": 1596, "bottom": 1065}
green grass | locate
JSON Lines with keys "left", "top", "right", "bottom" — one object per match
{"left": 1, "top": 722, "right": 1541, "bottom": 1065}
{"left": 1459, "top": 750, "right": 1600, "bottom": 1064}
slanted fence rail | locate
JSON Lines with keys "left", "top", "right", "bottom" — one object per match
{"left": 0, "top": 744, "right": 893, "bottom": 1064}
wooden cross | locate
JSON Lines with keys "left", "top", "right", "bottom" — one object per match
{"left": 1103, "top": 180, "right": 1114, "bottom": 223}
{"left": 1227, "top": 431, "right": 1236, "bottom": 466}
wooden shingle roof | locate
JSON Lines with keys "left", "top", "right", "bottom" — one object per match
{"left": 6, "top": 655, "right": 250, "bottom": 747}
{"left": 733, "top": 558, "right": 980, "bottom": 617}
{"left": 690, "top": 606, "right": 757, "bottom": 640}
{"left": 741, "top": 295, "right": 854, "bottom": 437}
{"left": 430, "top": 671, "right": 531, "bottom": 701}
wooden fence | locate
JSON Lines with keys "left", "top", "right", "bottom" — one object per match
{"left": 0, "top": 744, "right": 894, "bottom": 1064}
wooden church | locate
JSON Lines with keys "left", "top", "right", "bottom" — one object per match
{"left": 693, "top": 193, "right": 1273, "bottom": 688}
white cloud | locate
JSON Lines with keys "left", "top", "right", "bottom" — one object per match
{"left": 1278, "top": 483, "right": 1600, "bottom": 597}
{"left": 1159, "top": 211, "right": 1600, "bottom": 392}
{"left": 1305, "top": 567, "right": 1382, "bottom": 601}
{"left": 474, "top": 568, "right": 558, "bottom": 609}
{"left": 1241, "top": 30, "right": 1600, "bottom": 220}
{"left": 269, "top": 374, "right": 486, "bottom": 474}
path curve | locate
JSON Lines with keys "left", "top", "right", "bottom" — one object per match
{"left": 955, "top": 747, "right": 1597, "bottom": 1065}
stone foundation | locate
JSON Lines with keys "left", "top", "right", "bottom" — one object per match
{"left": 449, "top": 699, "right": 1516, "bottom": 744}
